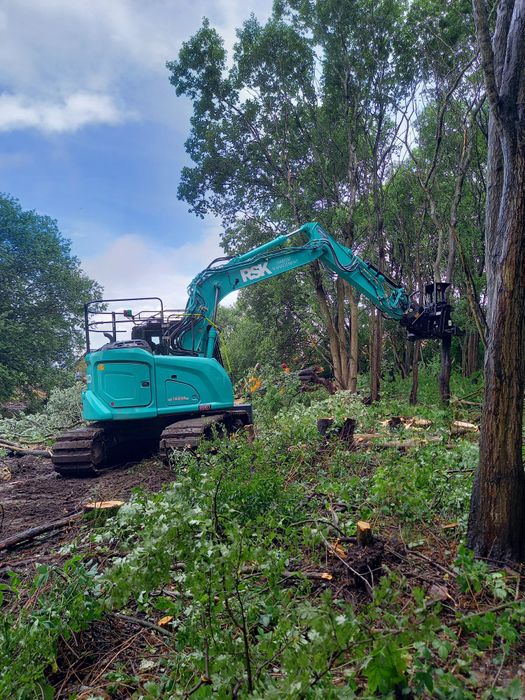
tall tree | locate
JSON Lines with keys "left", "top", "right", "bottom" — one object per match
{"left": 0, "top": 194, "right": 100, "bottom": 402}
{"left": 467, "top": 0, "right": 525, "bottom": 562}
{"left": 168, "top": 1, "right": 416, "bottom": 392}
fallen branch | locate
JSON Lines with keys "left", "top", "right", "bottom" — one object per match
{"left": 112, "top": 612, "right": 174, "bottom": 638}
{"left": 353, "top": 435, "right": 443, "bottom": 449}
{"left": 0, "top": 512, "right": 83, "bottom": 551}
{"left": 283, "top": 569, "right": 335, "bottom": 582}
{"left": 0, "top": 440, "right": 52, "bottom": 457}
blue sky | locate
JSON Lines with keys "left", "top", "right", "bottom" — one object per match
{"left": 0, "top": 0, "right": 271, "bottom": 306}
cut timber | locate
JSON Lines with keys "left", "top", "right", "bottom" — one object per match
{"left": 409, "top": 418, "right": 432, "bottom": 428}
{"left": 0, "top": 440, "right": 51, "bottom": 457}
{"left": 451, "top": 420, "right": 479, "bottom": 435}
{"left": 84, "top": 500, "right": 125, "bottom": 512}
{"left": 299, "top": 367, "right": 336, "bottom": 395}
{"left": 353, "top": 434, "right": 442, "bottom": 449}
{"left": 379, "top": 417, "right": 432, "bottom": 430}
{"left": 357, "top": 520, "right": 373, "bottom": 546}
{"left": 0, "top": 513, "right": 83, "bottom": 551}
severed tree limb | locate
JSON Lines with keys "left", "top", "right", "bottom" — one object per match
{"left": 0, "top": 440, "right": 52, "bottom": 457}
{"left": 112, "top": 612, "right": 174, "bottom": 638}
{"left": 0, "top": 512, "right": 83, "bottom": 551}
{"left": 353, "top": 435, "right": 443, "bottom": 449}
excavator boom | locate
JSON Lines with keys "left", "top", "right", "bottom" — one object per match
{"left": 169, "top": 222, "right": 413, "bottom": 358}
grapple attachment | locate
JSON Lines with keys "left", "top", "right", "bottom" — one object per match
{"left": 401, "top": 282, "right": 463, "bottom": 341}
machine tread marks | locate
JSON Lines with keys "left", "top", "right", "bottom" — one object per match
{"left": 52, "top": 426, "right": 108, "bottom": 477}
{"left": 159, "top": 414, "right": 226, "bottom": 461}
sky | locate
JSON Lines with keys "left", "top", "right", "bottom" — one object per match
{"left": 0, "top": 0, "right": 272, "bottom": 308}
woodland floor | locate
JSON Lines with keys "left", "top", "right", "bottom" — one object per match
{"left": 0, "top": 455, "right": 175, "bottom": 572}
{"left": 1, "top": 388, "right": 524, "bottom": 698}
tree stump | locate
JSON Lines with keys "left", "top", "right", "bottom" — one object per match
{"left": 339, "top": 418, "right": 357, "bottom": 447}
{"left": 356, "top": 520, "right": 373, "bottom": 546}
{"left": 317, "top": 417, "right": 334, "bottom": 437}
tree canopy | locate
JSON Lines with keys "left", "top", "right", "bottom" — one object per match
{"left": 0, "top": 194, "right": 100, "bottom": 402}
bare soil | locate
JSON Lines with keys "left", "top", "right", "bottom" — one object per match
{"left": 0, "top": 454, "right": 176, "bottom": 572}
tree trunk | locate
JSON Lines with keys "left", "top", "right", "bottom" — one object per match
{"left": 439, "top": 335, "right": 452, "bottom": 403}
{"left": 463, "top": 331, "right": 479, "bottom": 377}
{"left": 468, "top": 0, "right": 525, "bottom": 563}
{"left": 309, "top": 263, "right": 353, "bottom": 390}
{"left": 409, "top": 340, "right": 420, "bottom": 405}
{"left": 369, "top": 308, "right": 382, "bottom": 402}
{"left": 349, "top": 288, "right": 359, "bottom": 393}
{"left": 467, "top": 146, "right": 525, "bottom": 562}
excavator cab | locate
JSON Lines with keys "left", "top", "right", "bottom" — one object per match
{"left": 401, "top": 282, "right": 463, "bottom": 341}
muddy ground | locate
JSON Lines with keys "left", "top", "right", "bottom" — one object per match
{"left": 0, "top": 454, "right": 176, "bottom": 572}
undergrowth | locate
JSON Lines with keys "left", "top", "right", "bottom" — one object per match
{"left": 0, "top": 375, "right": 523, "bottom": 699}
{"left": 0, "top": 383, "right": 83, "bottom": 444}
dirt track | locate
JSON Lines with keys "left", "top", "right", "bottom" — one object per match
{"left": 0, "top": 454, "right": 176, "bottom": 571}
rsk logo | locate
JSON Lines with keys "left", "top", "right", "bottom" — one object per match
{"left": 240, "top": 262, "right": 271, "bottom": 282}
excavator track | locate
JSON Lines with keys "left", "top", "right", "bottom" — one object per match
{"left": 52, "top": 423, "right": 162, "bottom": 477}
{"left": 52, "top": 426, "right": 109, "bottom": 477}
{"left": 159, "top": 414, "right": 226, "bottom": 461}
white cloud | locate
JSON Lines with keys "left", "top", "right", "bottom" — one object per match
{"left": 0, "top": 92, "right": 128, "bottom": 133}
{"left": 0, "top": 0, "right": 272, "bottom": 134}
{"left": 81, "top": 227, "right": 238, "bottom": 310}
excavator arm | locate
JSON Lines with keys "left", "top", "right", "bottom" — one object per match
{"left": 167, "top": 222, "right": 431, "bottom": 358}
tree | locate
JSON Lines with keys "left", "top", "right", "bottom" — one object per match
{"left": 168, "top": 1, "right": 416, "bottom": 393}
{"left": 467, "top": 0, "right": 525, "bottom": 562}
{"left": 0, "top": 194, "right": 101, "bottom": 402}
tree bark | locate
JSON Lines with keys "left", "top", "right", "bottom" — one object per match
{"left": 369, "top": 308, "right": 382, "bottom": 402}
{"left": 463, "top": 331, "right": 479, "bottom": 377}
{"left": 348, "top": 288, "right": 359, "bottom": 393}
{"left": 439, "top": 335, "right": 452, "bottom": 403}
{"left": 409, "top": 340, "right": 421, "bottom": 405}
{"left": 468, "top": 0, "right": 525, "bottom": 563}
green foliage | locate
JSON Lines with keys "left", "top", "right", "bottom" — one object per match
{"left": 1, "top": 379, "right": 522, "bottom": 698}
{"left": 0, "top": 560, "right": 102, "bottom": 699}
{"left": 0, "top": 194, "right": 100, "bottom": 402}
{"left": 0, "top": 383, "right": 83, "bottom": 443}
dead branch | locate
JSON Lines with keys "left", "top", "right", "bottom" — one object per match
{"left": 112, "top": 612, "right": 174, "bottom": 638}
{"left": 0, "top": 512, "right": 83, "bottom": 551}
{"left": 0, "top": 440, "right": 52, "bottom": 457}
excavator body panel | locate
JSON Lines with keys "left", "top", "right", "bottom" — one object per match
{"left": 83, "top": 348, "right": 234, "bottom": 422}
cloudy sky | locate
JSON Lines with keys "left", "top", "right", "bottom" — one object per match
{"left": 0, "top": 0, "right": 272, "bottom": 307}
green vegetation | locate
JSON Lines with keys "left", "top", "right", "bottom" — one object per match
{"left": 0, "top": 383, "right": 83, "bottom": 445}
{"left": 0, "top": 194, "right": 100, "bottom": 404}
{"left": 1, "top": 374, "right": 523, "bottom": 698}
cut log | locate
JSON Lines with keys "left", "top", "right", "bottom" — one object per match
{"left": 0, "top": 513, "right": 83, "bottom": 551}
{"left": 451, "top": 420, "right": 479, "bottom": 435}
{"left": 0, "top": 440, "right": 51, "bottom": 457}
{"left": 356, "top": 520, "right": 373, "bottom": 546}
{"left": 84, "top": 500, "right": 125, "bottom": 512}
{"left": 353, "top": 435, "right": 442, "bottom": 449}
{"left": 410, "top": 418, "right": 432, "bottom": 428}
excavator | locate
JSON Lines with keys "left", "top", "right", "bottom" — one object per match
{"left": 52, "top": 222, "right": 460, "bottom": 476}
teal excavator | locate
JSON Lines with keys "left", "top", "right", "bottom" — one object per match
{"left": 52, "top": 222, "right": 460, "bottom": 476}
